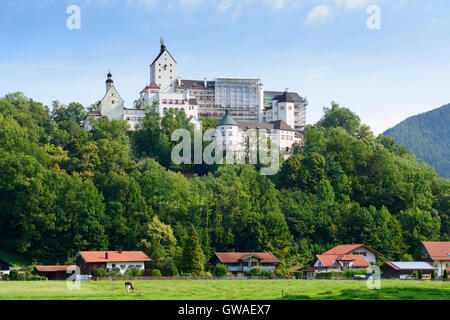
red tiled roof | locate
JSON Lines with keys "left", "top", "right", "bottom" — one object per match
{"left": 88, "top": 112, "right": 102, "bottom": 116}
{"left": 385, "top": 262, "right": 400, "bottom": 270}
{"left": 322, "top": 244, "right": 382, "bottom": 257}
{"left": 34, "top": 265, "right": 75, "bottom": 272}
{"left": 75, "top": 251, "right": 151, "bottom": 263}
{"left": 317, "top": 254, "right": 341, "bottom": 268}
{"left": 140, "top": 86, "right": 149, "bottom": 94}
{"left": 422, "top": 242, "right": 450, "bottom": 261}
{"left": 288, "top": 266, "right": 303, "bottom": 272}
{"left": 317, "top": 254, "right": 370, "bottom": 268}
{"left": 346, "top": 255, "right": 370, "bottom": 267}
{"left": 149, "top": 81, "right": 160, "bottom": 89}
{"left": 215, "top": 252, "right": 279, "bottom": 264}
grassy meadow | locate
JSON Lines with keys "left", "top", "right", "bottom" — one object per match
{"left": 0, "top": 279, "right": 449, "bottom": 300}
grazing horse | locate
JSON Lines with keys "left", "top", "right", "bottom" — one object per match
{"left": 125, "top": 282, "right": 135, "bottom": 293}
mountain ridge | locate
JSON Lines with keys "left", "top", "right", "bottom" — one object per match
{"left": 383, "top": 103, "right": 450, "bottom": 178}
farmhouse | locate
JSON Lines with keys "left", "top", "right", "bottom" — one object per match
{"left": 307, "top": 244, "right": 382, "bottom": 278}
{"left": 414, "top": 241, "right": 450, "bottom": 278}
{"left": 211, "top": 252, "right": 279, "bottom": 275}
{"left": 380, "top": 262, "right": 436, "bottom": 279}
{"left": 72, "top": 251, "right": 151, "bottom": 277}
{"left": 0, "top": 259, "right": 13, "bottom": 277}
{"left": 34, "top": 265, "right": 76, "bottom": 280}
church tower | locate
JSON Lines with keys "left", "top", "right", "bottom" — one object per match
{"left": 106, "top": 71, "right": 114, "bottom": 92}
{"left": 98, "top": 71, "right": 124, "bottom": 121}
{"left": 150, "top": 38, "right": 177, "bottom": 92}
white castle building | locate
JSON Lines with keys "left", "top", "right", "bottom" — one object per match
{"left": 85, "top": 39, "right": 307, "bottom": 152}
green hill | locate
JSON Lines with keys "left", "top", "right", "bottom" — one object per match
{"left": 384, "top": 103, "right": 450, "bottom": 178}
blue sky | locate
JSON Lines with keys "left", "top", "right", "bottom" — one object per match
{"left": 0, "top": 0, "right": 449, "bottom": 134}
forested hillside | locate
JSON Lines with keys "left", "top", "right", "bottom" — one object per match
{"left": 384, "top": 103, "right": 450, "bottom": 178}
{"left": 0, "top": 93, "right": 448, "bottom": 273}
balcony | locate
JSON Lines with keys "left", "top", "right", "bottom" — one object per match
{"left": 227, "top": 265, "right": 276, "bottom": 272}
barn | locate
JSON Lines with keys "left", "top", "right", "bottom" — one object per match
{"left": 381, "top": 262, "right": 436, "bottom": 279}
{"left": 34, "top": 265, "right": 76, "bottom": 280}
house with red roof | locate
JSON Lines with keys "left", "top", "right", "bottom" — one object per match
{"left": 72, "top": 251, "right": 151, "bottom": 277}
{"left": 414, "top": 241, "right": 450, "bottom": 278}
{"left": 211, "top": 252, "right": 280, "bottom": 276}
{"left": 305, "top": 244, "right": 382, "bottom": 278}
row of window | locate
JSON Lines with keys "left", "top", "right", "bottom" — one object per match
{"left": 162, "top": 99, "right": 186, "bottom": 105}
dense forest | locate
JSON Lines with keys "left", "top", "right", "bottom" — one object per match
{"left": 384, "top": 103, "right": 450, "bottom": 178}
{"left": 0, "top": 93, "right": 448, "bottom": 274}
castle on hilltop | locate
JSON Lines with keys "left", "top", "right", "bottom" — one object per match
{"left": 85, "top": 39, "right": 307, "bottom": 154}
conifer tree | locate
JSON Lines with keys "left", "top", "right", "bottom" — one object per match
{"left": 181, "top": 225, "right": 205, "bottom": 276}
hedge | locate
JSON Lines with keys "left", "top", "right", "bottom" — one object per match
{"left": 290, "top": 271, "right": 303, "bottom": 279}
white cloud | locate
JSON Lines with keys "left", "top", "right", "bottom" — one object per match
{"left": 125, "top": 0, "right": 157, "bottom": 9}
{"left": 305, "top": 5, "right": 334, "bottom": 25}
{"left": 324, "top": 0, "right": 381, "bottom": 10}
{"left": 323, "top": 0, "right": 410, "bottom": 10}
{"left": 179, "top": 0, "right": 204, "bottom": 8}
{"left": 218, "top": 0, "right": 234, "bottom": 12}
{"left": 263, "top": 0, "right": 292, "bottom": 10}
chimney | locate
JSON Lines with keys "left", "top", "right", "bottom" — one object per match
{"left": 204, "top": 77, "right": 207, "bottom": 88}
{"left": 105, "top": 252, "right": 109, "bottom": 260}
{"left": 177, "top": 78, "right": 181, "bottom": 87}
{"left": 119, "top": 249, "right": 122, "bottom": 254}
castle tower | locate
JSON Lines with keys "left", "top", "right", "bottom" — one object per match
{"left": 216, "top": 110, "right": 240, "bottom": 160}
{"left": 150, "top": 38, "right": 177, "bottom": 92}
{"left": 275, "top": 91, "right": 295, "bottom": 129}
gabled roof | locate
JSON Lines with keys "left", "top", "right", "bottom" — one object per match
{"left": 140, "top": 86, "right": 149, "bottom": 94}
{"left": 151, "top": 48, "right": 177, "bottom": 66}
{"left": 73, "top": 251, "right": 151, "bottom": 263}
{"left": 383, "top": 262, "right": 435, "bottom": 270}
{"left": 269, "top": 120, "right": 296, "bottom": 132}
{"left": 140, "top": 82, "right": 161, "bottom": 94}
{"left": 317, "top": 254, "right": 370, "bottom": 268}
{"left": 34, "top": 265, "right": 75, "bottom": 272}
{"left": 215, "top": 252, "right": 280, "bottom": 264}
{"left": 264, "top": 91, "right": 304, "bottom": 104}
{"left": 322, "top": 244, "right": 382, "bottom": 257}
{"left": 273, "top": 91, "right": 295, "bottom": 103}
{"left": 421, "top": 242, "right": 450, "bottom": 261}
{"left": 288, "top": 266, "right": 303, "bottom": 272}
{"left": 149, "top": 81, "right": 160, "bottom": 89}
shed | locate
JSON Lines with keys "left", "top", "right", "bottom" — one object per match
{"left": 381, "top": 262, "right": 436, "bottom": 279}
{"left": 34, "top": 265, "right": 76, "bottom": 280}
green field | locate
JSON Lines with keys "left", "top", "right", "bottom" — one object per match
{"left": 0, "top": 280, "right": 449, "bottom": 300}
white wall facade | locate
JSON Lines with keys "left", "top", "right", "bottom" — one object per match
{"left": 106, "top": 262, "right": 145, "bottom": 275}
{"left": 99, "top": 86, "right": 124, "bottom": 121}
{"left": 350, "top": 248, "right": 377, "bottom": 263}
